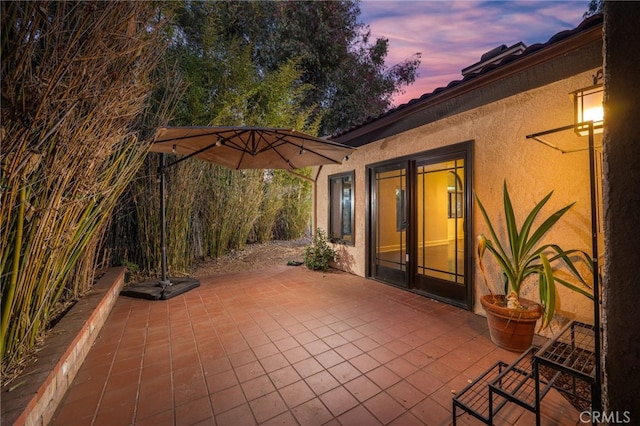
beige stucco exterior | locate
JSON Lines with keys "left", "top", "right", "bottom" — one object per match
{"left": 314, "top": 66, "right": 601, "bottom": 333}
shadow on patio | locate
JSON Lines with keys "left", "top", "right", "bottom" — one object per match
{"left": 52, "top": 266, "right": 579, "bottom": 425}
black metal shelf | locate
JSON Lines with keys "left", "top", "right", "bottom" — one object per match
{"left": 452, "top": 361, "right": 509, "bottom": 425}
{"left": 489, "top": 346, "right": 558, "bottom": 414}
{"left": 535, "top": 321, "right": 596, "bottom": 381}
{"left": 452, "top": 337, "right": 594, "bottom": 426}
{"left": 453, "top": 346, "right": 563, "bottom": 425}
{"left": 534, "top": 320, "right": 597, "bottom": 420}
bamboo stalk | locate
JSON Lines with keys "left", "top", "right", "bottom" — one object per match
{"left": 1, "top": 1, "right": 176, "bottom": 380}
{"left": 0, "top": 185, "right": 24, "bottom": 357}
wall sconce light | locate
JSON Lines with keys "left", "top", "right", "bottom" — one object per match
{"left": 572, "top": 69, "right": 603, "bottom": 136}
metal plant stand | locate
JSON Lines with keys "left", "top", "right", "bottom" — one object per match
{"left": 534, "top": 321, "right": 596, "bottom": 425}
{"left": 488, "top": 347, "right": 551, "bottom": 423}
{"left": 453, "top": 347, "right": 558, "bottom": 425}
{"left": 452, "top": 361, "right": 509, "bottom": 425}
{"left": 452, "top": 121, "right": 603, "bottom": 425}
{"left": 454, "top": 341, "right": 594, "bottom": 426}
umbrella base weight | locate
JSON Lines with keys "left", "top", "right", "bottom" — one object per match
{"left": 121, "top": 278, "right": 200, "bottom": 300}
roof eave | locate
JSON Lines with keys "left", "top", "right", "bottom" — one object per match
{"left": 332, "top": 20, "right": 602, "bottom": 146}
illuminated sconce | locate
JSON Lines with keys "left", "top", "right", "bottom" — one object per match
{"left": 572, "top": 70, "right": 603, "bottom": 136}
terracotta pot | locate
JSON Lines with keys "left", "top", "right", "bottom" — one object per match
{"left": 480, "top": 294, "right": 542, "bottom": 352}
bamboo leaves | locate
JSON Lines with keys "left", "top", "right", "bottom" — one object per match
{"left": 1, "top": 2, "right": 171, "bottom": 380}
{"left": 123, "top": 25, "right": 320, "bottom": 277}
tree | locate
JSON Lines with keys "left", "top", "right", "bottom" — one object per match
{"left": 584, "top": 0, "right": 603, "bottom": 18}
{"left": 121, "top": 1, "right": 320, "bottom": 277}
{"left": 210, "top": 1, "right": 421, "bottom": 136}
{"left": 114, "top": 0, "right": 421, "bottom": 277}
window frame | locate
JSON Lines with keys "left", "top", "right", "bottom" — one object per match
{"left": 328, "top": 171, "right": 355, "bottom": 245}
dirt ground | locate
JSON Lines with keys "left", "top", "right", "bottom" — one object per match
{"left": 189, "top": 238, "right": 309, "bottom": 277}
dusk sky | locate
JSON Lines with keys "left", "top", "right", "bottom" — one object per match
{"left": 358, "top": 0, "right": 592, "bottom": 106}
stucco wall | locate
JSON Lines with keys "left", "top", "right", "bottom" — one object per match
{"left": 602, "top": 1, "right": 640, "bottom": 415}
{"left": 316, "top": 70, "right": 600, "bottom": 328}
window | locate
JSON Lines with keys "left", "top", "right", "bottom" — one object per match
{"left": 329, "top": 171, "right": 354, "bottom": 244}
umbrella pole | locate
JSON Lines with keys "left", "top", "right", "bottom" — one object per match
{"left": 159, "top": 153, "right": 170, "bottom": 286}
{"left": 120, "top": 153, "right": 200, "bottom": 300}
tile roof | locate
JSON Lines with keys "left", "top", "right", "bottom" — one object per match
{"left": 330, "top": 14, "right": 603, "bottom": 140}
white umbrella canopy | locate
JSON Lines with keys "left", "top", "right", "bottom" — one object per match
{"left": 150, "top": 126, "right": 354, "bottom": 170}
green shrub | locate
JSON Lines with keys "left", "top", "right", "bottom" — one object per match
{"left": 304, "top": 228, "right": 338, "bottom": 272}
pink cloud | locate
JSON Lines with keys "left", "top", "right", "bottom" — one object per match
{"left": 359, "top": 0, "right": 590, "bottom": 106}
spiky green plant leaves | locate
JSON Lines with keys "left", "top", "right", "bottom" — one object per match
{"left": 475, "top": 181, "right": 594, "bottom": 330}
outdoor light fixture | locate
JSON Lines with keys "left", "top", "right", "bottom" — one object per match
{"left": 572, "top": 69, "right": 604, "bottom": 136}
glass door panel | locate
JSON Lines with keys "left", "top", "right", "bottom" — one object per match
{"left": 413, "top": 158, "right": 467, "bottom": 304}
{"left": 372, "top": 166, "right": 408, "bottom": 287}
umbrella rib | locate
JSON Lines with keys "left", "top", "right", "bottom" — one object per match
{"left": 155, "top": 130, "right": 223, "bottom": 144}
{"left": 268, "top": 132, "right": 343, "bottom": 166}
{"left": 159, "top": 139, "right": 221, "bottom": 169}
{"left": 217, "top": 129, "right": 250, "bottom": 150}
{"left": 237, "top": 130, "right": 252, "bottom": 169}
{"left": 279, "top": 129, "right": 352, "bottom": 147}
{"left": 261, "top": 131, "right": 297, "bottom": 169}
{"left": 213, "top": 129, "right": 252, "bottom": 169}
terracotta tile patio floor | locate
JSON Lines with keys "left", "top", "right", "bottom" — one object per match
{"left": 51, "top": 266, "right": 580, "bottom": 425}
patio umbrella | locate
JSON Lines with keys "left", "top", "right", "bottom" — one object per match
{"left": 121, "top": 126, "right": 354, "bottom": 300}
{"left": 150, "top": 126, "right": 354, "bottom": 170}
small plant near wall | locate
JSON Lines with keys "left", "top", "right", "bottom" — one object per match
{"left": 122, "top": 261, "right": 140, "bottom": 283}
{"left": 304, "top": 228, "right": 338, "bottom": 272}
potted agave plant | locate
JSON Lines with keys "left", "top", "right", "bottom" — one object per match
{"left": 476, "top": 181, "right": 593, "bottom": 352}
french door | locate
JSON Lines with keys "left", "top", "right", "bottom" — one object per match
{"left": 371, "top": 164, "right": 408, "bottom": 288}
{"left": 369, "top": 143, "right": 472, "bottom": 309}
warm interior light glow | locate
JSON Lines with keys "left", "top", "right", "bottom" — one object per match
{"left": 583, "top": 106, "right": 604, "bottom": 123}
{"left": 574, "top": 83, "right": 604, "bottom": 136}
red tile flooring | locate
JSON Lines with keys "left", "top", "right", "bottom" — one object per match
{"left": 52, "top": 266, "right": 580, "bottom": 425}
